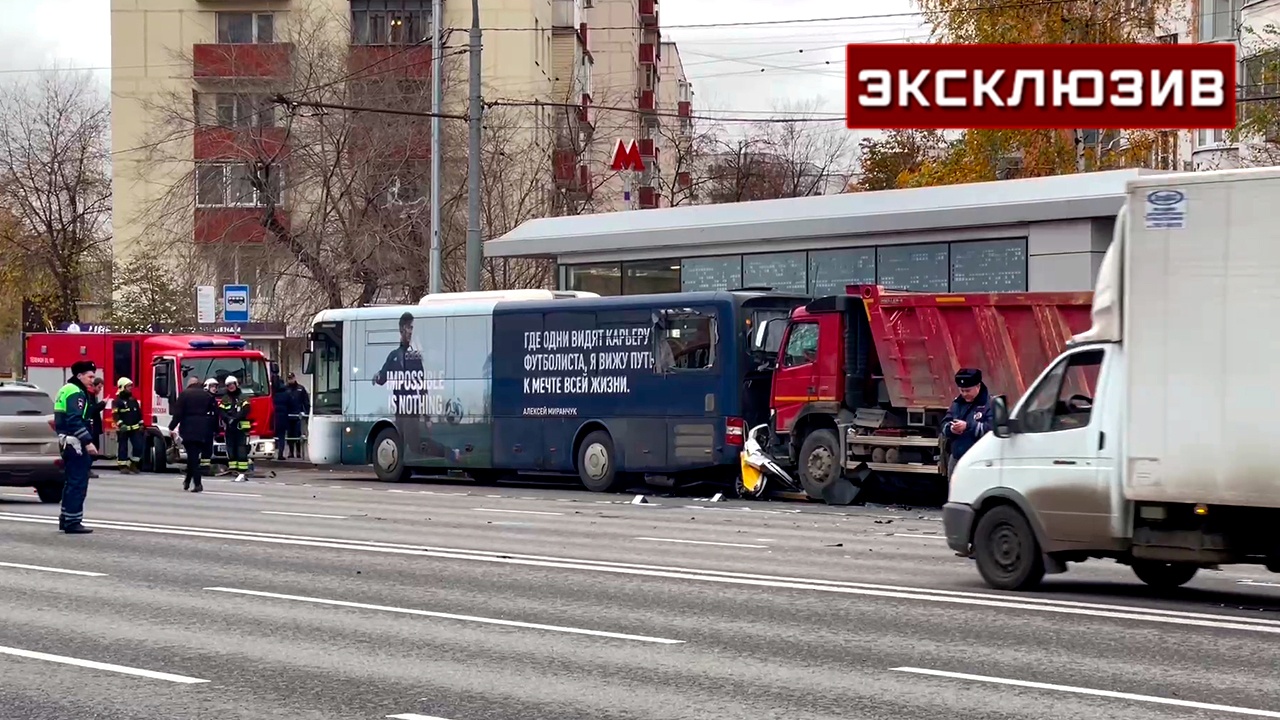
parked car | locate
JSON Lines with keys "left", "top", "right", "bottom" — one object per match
{"left": 0, "top": 381, "right": 63, "bottom": 503}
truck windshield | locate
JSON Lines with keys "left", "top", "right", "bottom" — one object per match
{"left": 181, "top": 356, "right": 270, "bottom": 396}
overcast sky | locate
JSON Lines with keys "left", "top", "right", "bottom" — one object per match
{"left": 0, "top": 0, "right": 926, "bottom": 125}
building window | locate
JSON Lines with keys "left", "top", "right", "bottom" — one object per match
{"left": 351, "top": 0, "right": 431, "bottom": 45}
{"left": 195, "top": 163, "right": 283, "bottom": 207}
{"left": 1198, "top": 0, "right": 1238, "bottom": 42}
{"left": 564, "top": 263, "right": 621, "bottom": 295}
{"left": 217, "top": 12, "right": 275, "bottom": 44}
{"left": 1196, "top": 128, "right": 1227, "bottom": 147}
{"left": 1242, "top": 51, "right": 1280, "bottom": 100}
{"left": 680, "top": 256, "right": 742, "bottom": 291}
{"left": 876, "top": 243, "right": 950, "bottom": 292}
{"left": 742, "top": 251, "right": 807, "bottom": 293}
{"left": 202, "top": 93, "right": 276, "bottom": 128}
{"left": 950, "top": 239, "right": 1028, "bottom": 292}
{"left": 808, "top": 248, "right": 875, "bottom": 295}
{"left": 622, "top": 259, "right": 680, "bottom": 294}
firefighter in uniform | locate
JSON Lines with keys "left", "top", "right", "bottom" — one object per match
{"left": 53, "top": 360, "right": 99, "bottom": 534}
{"left": 219, "top": 375, "right": 252, "bottom": 482}
{"left": 112, "top": 377, "right": 144, "bottom": 473}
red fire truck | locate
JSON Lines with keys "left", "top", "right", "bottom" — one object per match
{"left": 24, "top": 331, "right": 277, "bottom": 472}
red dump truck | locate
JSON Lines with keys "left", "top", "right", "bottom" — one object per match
{"left": 761, "top": 285, "right": 1093, "bottom": 504}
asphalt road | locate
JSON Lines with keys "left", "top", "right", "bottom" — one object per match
{"left": 2, "top": 467, "right": 1280, "bottom": 720}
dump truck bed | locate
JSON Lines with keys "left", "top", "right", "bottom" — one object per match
{"left": 855, "top": 285, "right": 1094, "bottom": 410}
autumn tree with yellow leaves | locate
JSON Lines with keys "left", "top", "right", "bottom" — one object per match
{"left": 857, "top": 0, "right": 1186, "bottom": 189}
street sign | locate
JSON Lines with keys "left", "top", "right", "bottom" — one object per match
{"left": 610, "top": 139, "right": 645, "bottom": 172}
{"left": 223, "top": 284, "right": 250, "bottom": 323}
{"left": 196, "top": 286, "right": 216, "bottom": 324}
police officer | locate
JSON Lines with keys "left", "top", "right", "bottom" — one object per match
{"left": 285, "top": 372, "right": 309, "bottom": 458}
{"left": 53, "top": 360, "right": 99, "bottom": 534}
{"left": 112, "top": 377, "right": 144, "bottom": 473}
{"left": 219, "top": 375, "right": 252, "bottom": 482}
{"left": 941, "top": 367, "right": 994, "bottom": 479}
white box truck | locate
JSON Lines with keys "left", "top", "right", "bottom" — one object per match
{"left": 944, "top": 167, "right": 1280, "bottom": 591}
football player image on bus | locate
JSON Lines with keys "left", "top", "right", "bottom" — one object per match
{"left": 372, "top": 311, "right": 447, "bottom": 460}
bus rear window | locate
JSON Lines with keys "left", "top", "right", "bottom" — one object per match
{"left": 656, "top": 309, "right": 715, "bottom": 371}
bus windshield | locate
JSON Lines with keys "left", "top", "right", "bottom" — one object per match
{"left": 181, "top": 356, "right": 270, "bottom": 396}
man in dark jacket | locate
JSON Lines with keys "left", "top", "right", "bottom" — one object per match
{"left": 285, "top": 372, "right": 309, "bottom": 458}
{"left": 271, "top": 372, "right": 289, "bottom": 460}
{"left": 169, "top": 376, "right": 218, "bottom": 492}
{"left": 941, "top": 367, "right": 994, "bottom": 479}
{"left": 87, "top": 377, "right": 106, "bottom": 478}
{"left": 111, "top": 377, "right": 144, "bottom": 474}
{"left": 54, "top": 360, "right": 99, "bottom": 533}
{"left": 219, "top": 375, "right": 252, "bottom": 482}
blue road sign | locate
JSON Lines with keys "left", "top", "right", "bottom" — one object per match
{"left": 223, "top": 284, "right": 250, "bottom": 323}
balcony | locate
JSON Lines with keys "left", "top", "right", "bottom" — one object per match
{"left": 194, "top": 126, "right": 288, "bottom": 161}
{"left": 639, "top": 0, "right": 657, "bottom": 26}
{"left": 194, "top": 207, "right": 289, "bottom": 244}
{"left": 577, "top": 93, "right": 593, "bottom": 129}
{"left": 579, "top": 23, "right": 591, "bottom": 58}
{"left": 638, "top": 137, "right": 657, "bottom": 163}
{"left": 193, "top": 43, "right": 291, "bottom": 79}
{"left": 347, "top": 45, "right": 432, "bottom": 80}
{"left": 639, "top": 90, "right": 656, "bottom": 111}
{"left": 639, "top": 42, "right": 656, "bottom": 65}
{"left": 638, "top": 186, "right": 658, "bottom": 209}
{"left": 678, "top": 100, "right": 691, "bottom": 117}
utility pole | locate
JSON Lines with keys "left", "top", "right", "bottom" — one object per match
{"left": 465, "top": 0, "right": 483, "bottom": 291}
{"left": 428, "top": 0, "right": 444, "bottom": 294}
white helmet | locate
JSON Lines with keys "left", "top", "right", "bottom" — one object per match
{"left": 203, "top": 378, "right": 218, "bottom": 388}
{"left": 224, "top": 375, "right": 240, "bottom": 387}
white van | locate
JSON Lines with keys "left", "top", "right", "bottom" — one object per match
{"left": 945, "top": 167, "right": 1280, "bottom": 591}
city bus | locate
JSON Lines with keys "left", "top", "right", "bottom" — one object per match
{"left": 303, "top": 289, "right": 805, "bottom": 491}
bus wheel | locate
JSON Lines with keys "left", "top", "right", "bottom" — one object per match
{"left": 577, "top": 430, "right": 620, "bottom": 493}
{"left": 371, "top": 427, "right": 409, "bottom": 483}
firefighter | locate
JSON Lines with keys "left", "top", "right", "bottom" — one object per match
{"left": 219, "top": 375, "right": 252, "bottom": 482}
{"left": 53, "top": 360, "right": 99, "bottom": 534}
{"left": 112, "top": 377, "right": 144, "bottom": 474}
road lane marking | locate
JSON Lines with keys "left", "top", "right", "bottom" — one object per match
{"left": 0, "top": 644, "right": 208, "bottom": 684}
{"left": 4, "top": 512, "right": 1278, "bottom": 635}
{"left": 1239, "top": 580, "right": 1280, "bottom": 588}
{"left": 0, "top": 562, "right": 106, "bottom": 577}
{"left": 472, "top": 508, "right": 564, "bottom": 516}
{"left": 388, "top": 714, "right": 453, "bottom": 720}
{"left": 635, "top": 537, "right": 768, "bottom": 549}
{"left": 260, "top": 511, "right": 347, "bottom": 519}
{"left": 204, "top": 587, "right": 684, "bottom": 644}
{"left": 892, "top": 667, "right": 1280, "bottom": 718}
{"left": 202, "top": 491, "right": 262, "bottom": 497}
{"left": 0, "top": 492, "right": 34, "bottom": 498}
{"left": 890, "top": 533, "right": 945, "bottom": 540}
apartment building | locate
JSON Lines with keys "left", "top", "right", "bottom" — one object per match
{"left": 110, "top": 0, "right": 689, "bottom": 297}
{"left": 551, "top": 0, "right": 690, "bottom": 211}
{"left": 657, "top": 40, "right": 694, "bottom": 205}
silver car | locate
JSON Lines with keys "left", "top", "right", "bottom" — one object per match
{"left": 0, "top": 381, "right": 63, "bottom": 503}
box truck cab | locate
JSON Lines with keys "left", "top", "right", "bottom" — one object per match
{"left": 945, "top": 168, "right": 1280, "bottom": 591}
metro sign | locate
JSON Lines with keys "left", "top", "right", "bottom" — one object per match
{"left": 610, "top": 139, "right": 646, "bottom": 172}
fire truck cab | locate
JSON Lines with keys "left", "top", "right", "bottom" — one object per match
{"left": 24, "top": 332, "right": 277, "bottom": 472}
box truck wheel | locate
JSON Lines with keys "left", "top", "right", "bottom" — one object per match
{"left": 577, "top": 430, "right": 620, "bottom": 493}
{"left": 1131, "top": 561, "right": 1198, "bottom": 589}
{"left": 146, "top": 437, "right": 167, "bottom": 474}
{"left": 371, "top": 426, "right": 409, "bottom": 483}
{"left": 973, "top": 505, "right": 1045, "bottom": 590}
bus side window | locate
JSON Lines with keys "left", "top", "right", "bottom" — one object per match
{"left": 653, "top": 309, "right": 716, "bottom": 373}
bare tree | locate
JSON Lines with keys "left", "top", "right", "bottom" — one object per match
{"left": 0, "top": 71, "right": 112, "bottom": 325}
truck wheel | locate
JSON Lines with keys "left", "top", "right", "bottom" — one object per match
{"left": 1132, "top": 561, "right": 1198, "bottom": 589}
{"left": 35, "top": 481, "right": 63, "bottom": 504}
{"left": 371, "top": 427, "right": 409, "bottom": 483}
{"left": 146, "top": 438, "right": 167, "bottom": 474}
{"left": 577, "top": 430, "right": 621, "bottom": 493}
{"left": 973, "top": 505, "right": 1045, "bottom": 590}
{"left": 797, "top": 429, "right": 859, "bottom": 504}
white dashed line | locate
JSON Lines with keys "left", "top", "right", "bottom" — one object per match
{"left": 0, "top": 645, "right": 208, "bottom": 684}
{"left": 0, "top": 562, "right": 106, "bottom": 577}
{"left": 635, "top": 537, "right": 768, "bottom": 549}
{"left": 472, "top": 508, "right": 564, "bottom": 516}
{"left": 260, "top": 511, "right": 347, "bottom": 519}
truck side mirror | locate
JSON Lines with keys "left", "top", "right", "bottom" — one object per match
{"left": 153, "top": 365, "right": 171, "bottom": 399}
{"left": 992, "top": 395, "right": 1013, "bottom": 438}
{"left": 302, "top": 351, "right": 314, "bottom": 376}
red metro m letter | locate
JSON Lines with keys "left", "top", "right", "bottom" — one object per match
{"left": 610, "top": 139, "right": 646, "bottom": 172}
